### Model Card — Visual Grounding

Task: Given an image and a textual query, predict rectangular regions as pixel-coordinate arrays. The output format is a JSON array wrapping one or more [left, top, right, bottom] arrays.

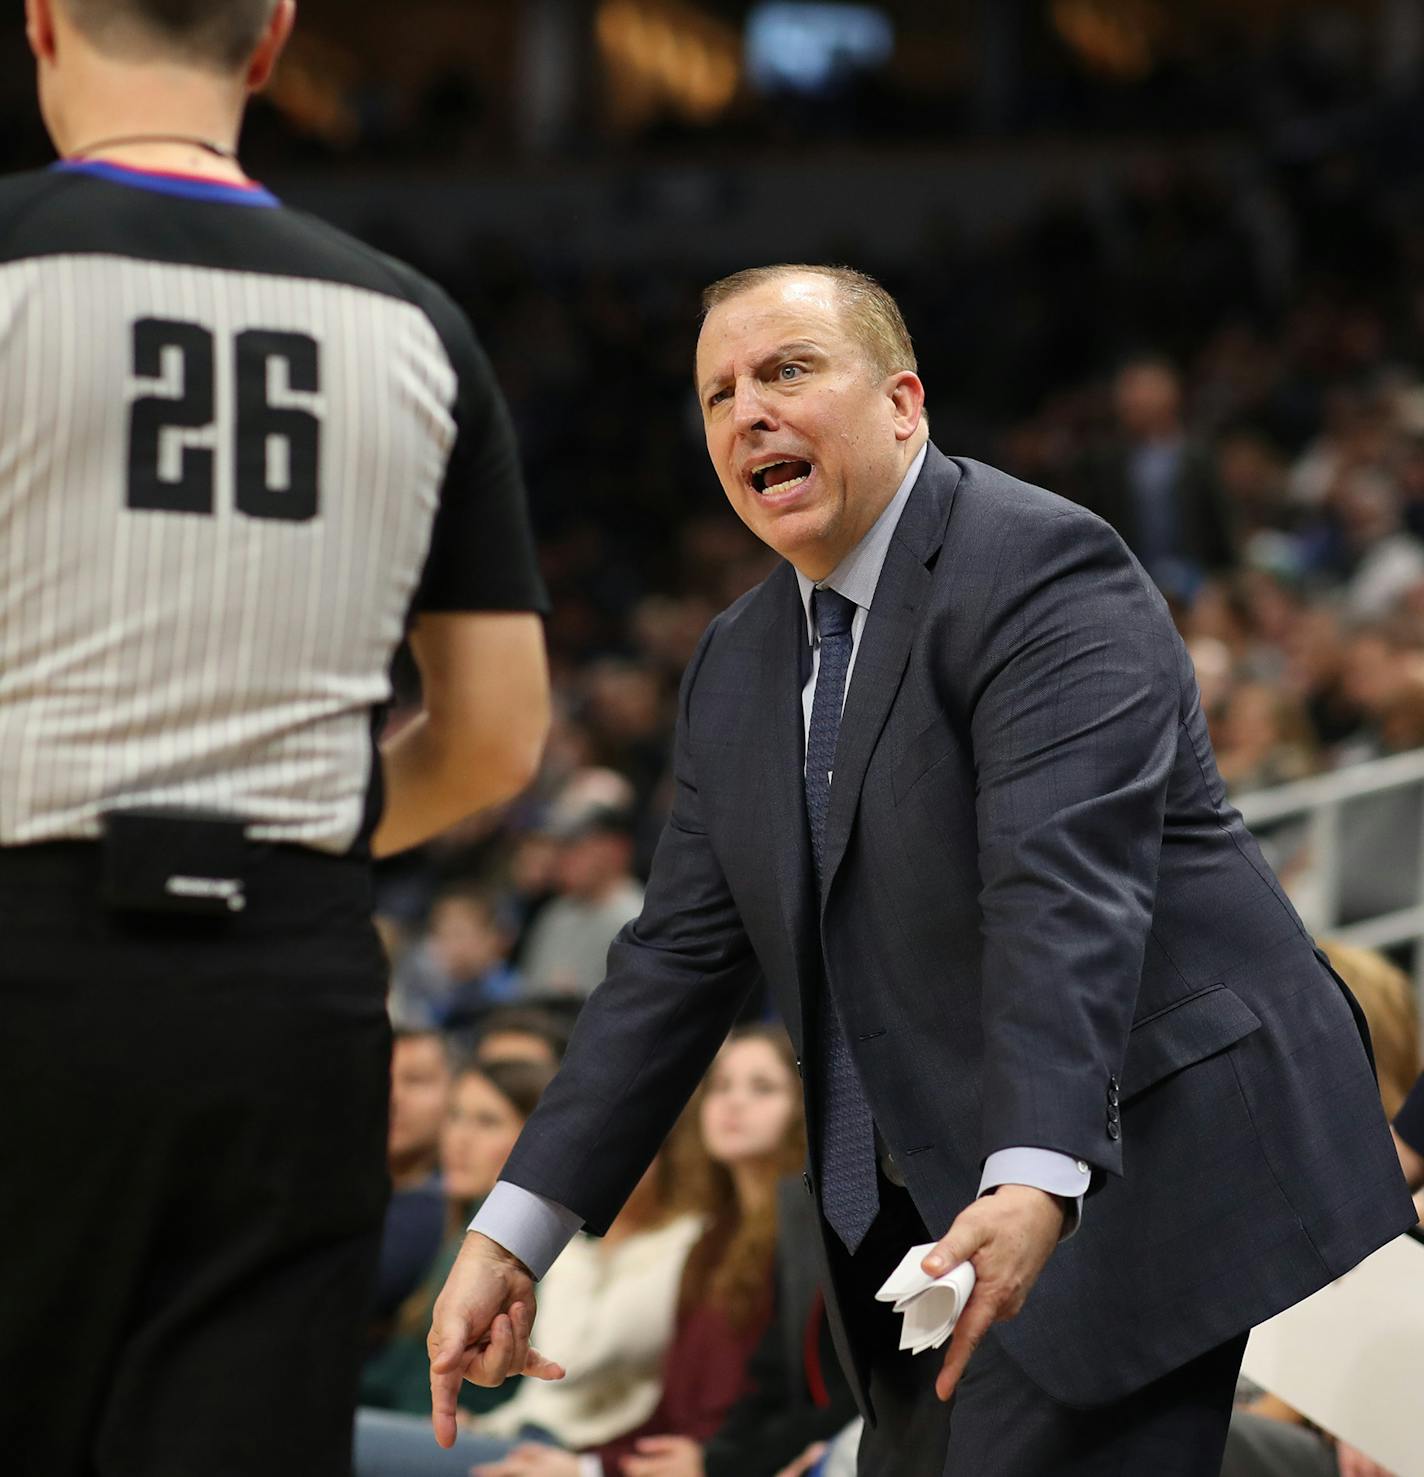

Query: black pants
[[838, 1179, 1247, 1476], [0, 843, 392, 1477]]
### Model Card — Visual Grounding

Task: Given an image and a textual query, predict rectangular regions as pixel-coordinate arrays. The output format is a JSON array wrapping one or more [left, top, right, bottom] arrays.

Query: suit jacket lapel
[[819, 447, 961, 902]]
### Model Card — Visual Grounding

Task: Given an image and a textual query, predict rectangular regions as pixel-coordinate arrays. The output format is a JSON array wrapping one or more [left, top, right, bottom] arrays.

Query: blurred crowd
[[375, 105, 1424, 978]]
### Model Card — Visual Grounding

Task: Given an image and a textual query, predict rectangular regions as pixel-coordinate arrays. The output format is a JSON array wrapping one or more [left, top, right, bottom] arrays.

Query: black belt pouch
[[100, 809, 250, 917]]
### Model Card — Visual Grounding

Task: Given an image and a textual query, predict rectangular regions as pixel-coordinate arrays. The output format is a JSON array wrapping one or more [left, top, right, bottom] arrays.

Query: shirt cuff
[[468, 1180, 584, 1279], [978, 1147, 1092, 1242], [578, 1458, 602, 1477]]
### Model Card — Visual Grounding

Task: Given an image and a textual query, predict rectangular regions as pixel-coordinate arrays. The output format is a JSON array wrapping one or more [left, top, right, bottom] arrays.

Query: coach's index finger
[[429, 1308, 494, 1448], [430, 1310, 511, 1447], [934, 1292, 994, 1402]]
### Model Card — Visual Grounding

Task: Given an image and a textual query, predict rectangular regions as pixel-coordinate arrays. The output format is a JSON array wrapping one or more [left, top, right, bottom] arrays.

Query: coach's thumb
[[923, 1219, 983, 1277], [430, 1311, 474, 1375]]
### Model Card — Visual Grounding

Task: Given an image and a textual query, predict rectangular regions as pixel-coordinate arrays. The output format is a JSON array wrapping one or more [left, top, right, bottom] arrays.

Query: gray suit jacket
[[501, 446, 1416, 1411]]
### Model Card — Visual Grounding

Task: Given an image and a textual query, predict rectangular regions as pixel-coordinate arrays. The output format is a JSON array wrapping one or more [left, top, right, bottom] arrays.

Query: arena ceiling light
[[596, 0, 741, 128], [744, 2, 895, 97]]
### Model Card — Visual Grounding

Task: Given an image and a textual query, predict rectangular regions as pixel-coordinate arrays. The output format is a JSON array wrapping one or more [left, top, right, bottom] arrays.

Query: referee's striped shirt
[[0, 161, 547, 856]]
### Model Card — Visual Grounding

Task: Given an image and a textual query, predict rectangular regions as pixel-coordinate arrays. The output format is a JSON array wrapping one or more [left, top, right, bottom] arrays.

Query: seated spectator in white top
[[351, 1150, 699, 1477], [472, 1153, 703, 1450]]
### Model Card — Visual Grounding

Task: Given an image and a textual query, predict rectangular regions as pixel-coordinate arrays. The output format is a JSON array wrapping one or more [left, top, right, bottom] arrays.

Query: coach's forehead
[[696, 273, 851, 372]]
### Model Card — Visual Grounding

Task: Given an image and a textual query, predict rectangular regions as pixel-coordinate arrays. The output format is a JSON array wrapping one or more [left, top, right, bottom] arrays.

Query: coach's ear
[[26, 0, 58, 65], [246, 0, 296, 94]]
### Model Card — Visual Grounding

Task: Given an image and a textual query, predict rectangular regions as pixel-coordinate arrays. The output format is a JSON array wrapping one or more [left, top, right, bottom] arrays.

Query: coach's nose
[[732, 378, 777, 436]]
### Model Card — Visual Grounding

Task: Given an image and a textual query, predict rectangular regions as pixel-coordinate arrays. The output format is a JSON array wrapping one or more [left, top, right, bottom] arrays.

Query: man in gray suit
[[427, 266, 1416, 1474]]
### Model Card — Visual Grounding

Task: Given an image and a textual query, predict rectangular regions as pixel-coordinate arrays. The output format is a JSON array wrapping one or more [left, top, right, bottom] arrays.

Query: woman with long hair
[[475, 1023, 806, 1477]]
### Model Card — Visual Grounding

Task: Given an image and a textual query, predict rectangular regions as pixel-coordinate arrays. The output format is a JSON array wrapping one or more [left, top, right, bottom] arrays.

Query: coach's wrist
[[464, 1229, 534, 1282]]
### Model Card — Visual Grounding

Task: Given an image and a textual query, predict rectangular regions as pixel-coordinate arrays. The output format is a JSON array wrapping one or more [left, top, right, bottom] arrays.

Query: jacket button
[[803, 1170, 814, 1196], [795, 1057, 803, 1078], [1107, 1120, 1121, 1141], [1107, 1086, 1120, 1107]]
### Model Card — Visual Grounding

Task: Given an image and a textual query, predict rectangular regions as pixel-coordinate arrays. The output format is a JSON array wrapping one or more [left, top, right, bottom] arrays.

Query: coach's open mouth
[[749, 458, 814, 495]]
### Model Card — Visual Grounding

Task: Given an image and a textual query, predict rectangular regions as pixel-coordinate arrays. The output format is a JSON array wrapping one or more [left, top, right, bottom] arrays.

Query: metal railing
[[1236, 747, 1424, 991]]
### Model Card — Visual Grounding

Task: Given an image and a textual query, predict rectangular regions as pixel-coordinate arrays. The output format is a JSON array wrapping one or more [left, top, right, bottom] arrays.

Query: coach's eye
[[708, 387, 731, 407], [779, 363, 804, 382]]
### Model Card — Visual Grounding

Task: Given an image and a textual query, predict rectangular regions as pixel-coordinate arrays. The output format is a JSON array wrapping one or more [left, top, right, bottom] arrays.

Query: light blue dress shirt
[[472, 445, 1088, 1277]]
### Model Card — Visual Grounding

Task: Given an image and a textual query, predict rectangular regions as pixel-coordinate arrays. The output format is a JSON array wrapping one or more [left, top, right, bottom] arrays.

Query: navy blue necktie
[[805, 587, 879, 1253]]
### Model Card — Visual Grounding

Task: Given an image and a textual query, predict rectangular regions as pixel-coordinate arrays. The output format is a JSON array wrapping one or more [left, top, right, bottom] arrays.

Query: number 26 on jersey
[[126, 317, 322, 523]]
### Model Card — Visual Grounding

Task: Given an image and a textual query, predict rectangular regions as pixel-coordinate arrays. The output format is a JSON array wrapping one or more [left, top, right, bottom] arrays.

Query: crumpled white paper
[[874, 1243, 977, 1354]]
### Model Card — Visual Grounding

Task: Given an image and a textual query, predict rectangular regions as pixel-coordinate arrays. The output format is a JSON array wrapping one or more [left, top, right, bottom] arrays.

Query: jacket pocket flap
[[1121, 984, 1262, 1103]]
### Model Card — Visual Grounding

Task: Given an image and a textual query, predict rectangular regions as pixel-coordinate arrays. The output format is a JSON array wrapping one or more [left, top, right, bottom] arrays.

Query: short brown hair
[[61, 0, 277, 70], [701, 263, 918, 380]]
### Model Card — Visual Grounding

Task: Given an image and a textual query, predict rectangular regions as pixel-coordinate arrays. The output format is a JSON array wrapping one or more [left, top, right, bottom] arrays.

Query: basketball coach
[[430, 266, 1417, 1474]]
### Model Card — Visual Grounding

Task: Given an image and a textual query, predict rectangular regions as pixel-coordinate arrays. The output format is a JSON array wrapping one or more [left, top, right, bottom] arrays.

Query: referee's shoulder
[[0, 166, 87, 260], [258, 200, 481, 363]]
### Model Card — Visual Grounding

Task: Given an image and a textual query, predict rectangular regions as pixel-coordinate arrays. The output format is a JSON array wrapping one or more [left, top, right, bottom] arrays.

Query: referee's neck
[[34, 0, 294, 189], [51, 71, 250, 187]]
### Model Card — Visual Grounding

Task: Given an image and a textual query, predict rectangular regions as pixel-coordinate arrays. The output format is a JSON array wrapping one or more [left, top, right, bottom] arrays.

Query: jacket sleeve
[[499, 619, 762, 1233], [969, 507, 1180, 1178]]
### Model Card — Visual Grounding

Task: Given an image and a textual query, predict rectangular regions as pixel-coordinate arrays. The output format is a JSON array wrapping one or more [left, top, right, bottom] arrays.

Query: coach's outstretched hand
[[920, 1184, 1066, 1403], [428, 1231, 566, 1448]]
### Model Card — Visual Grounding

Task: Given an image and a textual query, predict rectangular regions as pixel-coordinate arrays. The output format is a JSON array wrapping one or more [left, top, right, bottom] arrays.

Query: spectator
[[473, 1007, 571, 1070], [1281, 607, 1359, 754], [371, 1031, 452, 1325], [357, 1058, 555, 1439], [520, 801, 645, 999], [696, 1173, 859, 1477], [1213, 681, 1317, 793], [503, 832, 562, 961], [472, 1024, 807, 1477], [1333, 467, 1424, 622], [1073, 356, 1235, 592], [1217, 429, 1293, 546], [581, 659, 672, 814], [392, 884, 523, 1030], [351, 1151, 703, 1477], [1333, 622, 1419, 764]]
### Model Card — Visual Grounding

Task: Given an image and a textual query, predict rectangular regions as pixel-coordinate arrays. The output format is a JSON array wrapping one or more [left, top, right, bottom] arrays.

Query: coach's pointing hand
[[429, 1231, 565, 1448], [921, 1184, 1066, 1403]]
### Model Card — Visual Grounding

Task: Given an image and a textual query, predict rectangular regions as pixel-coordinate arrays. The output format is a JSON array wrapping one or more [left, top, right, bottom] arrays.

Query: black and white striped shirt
[[0, 162, 546, 855]]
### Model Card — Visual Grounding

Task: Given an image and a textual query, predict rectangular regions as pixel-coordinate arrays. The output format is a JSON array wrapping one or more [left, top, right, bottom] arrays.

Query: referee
[[1, 3, 551, 1476]]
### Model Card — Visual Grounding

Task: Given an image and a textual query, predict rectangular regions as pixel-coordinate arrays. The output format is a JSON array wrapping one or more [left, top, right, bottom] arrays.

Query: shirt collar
[[796, 443, 928, 644]]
